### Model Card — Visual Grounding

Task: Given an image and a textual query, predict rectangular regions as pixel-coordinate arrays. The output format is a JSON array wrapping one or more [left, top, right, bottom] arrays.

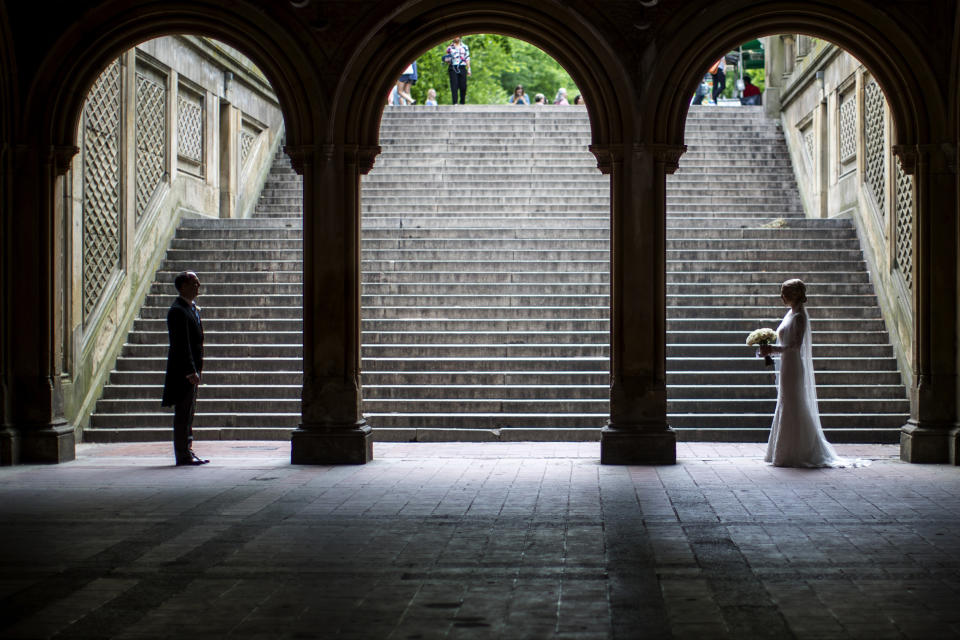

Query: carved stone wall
[[894, 157, 913, 289], [863, 78, 886, 215], [63, 36, 285, 440], [177, 86, 204, 175], [81, 59, 122, 319], [777, 41, 914, 386], [838, 95, 856, 163], [240, 129, 255, 167], [134, 64, 166, 223]]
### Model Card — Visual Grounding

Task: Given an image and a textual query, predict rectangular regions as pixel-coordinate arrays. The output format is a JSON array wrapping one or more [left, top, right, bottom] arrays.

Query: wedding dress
[[764, 307, 865, 468]]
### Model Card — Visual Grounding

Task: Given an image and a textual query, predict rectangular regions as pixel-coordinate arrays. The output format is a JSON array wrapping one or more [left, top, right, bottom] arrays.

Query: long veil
[[799, 308, 823, 432]]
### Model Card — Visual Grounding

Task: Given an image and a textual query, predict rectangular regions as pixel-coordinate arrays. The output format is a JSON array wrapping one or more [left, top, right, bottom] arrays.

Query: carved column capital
[[50, 145, 79, 177], [341, 143, 381, 174], [895, 142, 958, 175], [633, 143, 686, 174], [588, 144, 622, 175], [283, 143, 335, 175], [357, 145, 381, 174], [892, 144, 918, 174]]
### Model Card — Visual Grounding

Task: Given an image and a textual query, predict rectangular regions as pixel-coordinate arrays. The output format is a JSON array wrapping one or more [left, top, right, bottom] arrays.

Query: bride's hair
[[781, 278, 807, 303]]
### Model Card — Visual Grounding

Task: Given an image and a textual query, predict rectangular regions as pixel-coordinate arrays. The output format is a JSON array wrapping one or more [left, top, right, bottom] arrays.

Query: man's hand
[[187, 372, 201, 385]]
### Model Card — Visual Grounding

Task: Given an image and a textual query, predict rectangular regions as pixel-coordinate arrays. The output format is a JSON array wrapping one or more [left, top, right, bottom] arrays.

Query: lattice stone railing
[[838, 96, 856, 163], [82, 59, 122, 319], [134, 68, 166, 223], [863, 78, 886, 215], [177, 91, 203, 166], [240, 129, 256, 167], [894, 156, 914, 289], [802, 125, 815, 170]]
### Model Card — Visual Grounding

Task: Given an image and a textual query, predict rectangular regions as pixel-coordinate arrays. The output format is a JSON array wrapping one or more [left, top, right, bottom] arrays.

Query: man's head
[[174, 271, 201, 300]]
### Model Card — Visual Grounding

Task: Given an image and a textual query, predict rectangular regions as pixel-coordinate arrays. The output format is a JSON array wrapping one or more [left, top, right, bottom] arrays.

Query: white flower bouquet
[[746, 328, 777, 366]]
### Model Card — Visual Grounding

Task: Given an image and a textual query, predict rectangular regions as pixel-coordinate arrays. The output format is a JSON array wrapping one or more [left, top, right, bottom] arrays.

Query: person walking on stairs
[[445, 36, 471, 104], [161, 271, 209, 466], [710, 56, 726, 104]]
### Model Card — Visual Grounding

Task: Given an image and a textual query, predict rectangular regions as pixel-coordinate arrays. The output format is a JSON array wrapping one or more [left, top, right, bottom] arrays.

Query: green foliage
[[408, 35, 579, 105]]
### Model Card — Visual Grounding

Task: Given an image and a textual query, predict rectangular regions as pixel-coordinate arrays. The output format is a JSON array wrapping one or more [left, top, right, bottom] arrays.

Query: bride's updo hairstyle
[[781, 278, 807, 304]]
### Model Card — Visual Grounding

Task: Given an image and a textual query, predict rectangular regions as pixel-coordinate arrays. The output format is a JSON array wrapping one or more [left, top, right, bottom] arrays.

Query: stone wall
[[63, 36, 283, 435], [768, 37, 914, 388]]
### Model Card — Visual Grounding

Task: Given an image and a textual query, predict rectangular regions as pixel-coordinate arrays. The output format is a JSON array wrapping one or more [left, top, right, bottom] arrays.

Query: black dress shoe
[[190, 451, 210, 464], [176, 459, 205, 466]]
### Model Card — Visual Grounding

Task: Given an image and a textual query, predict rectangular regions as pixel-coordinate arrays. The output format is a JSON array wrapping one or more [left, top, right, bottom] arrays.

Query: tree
[[408, 35, 579, 105]]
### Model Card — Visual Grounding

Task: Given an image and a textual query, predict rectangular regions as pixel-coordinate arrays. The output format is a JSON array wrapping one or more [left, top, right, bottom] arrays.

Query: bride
[[758, 279, 864, 468]]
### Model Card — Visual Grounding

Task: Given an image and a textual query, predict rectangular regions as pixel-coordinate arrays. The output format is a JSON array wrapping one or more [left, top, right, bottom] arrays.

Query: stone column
[[219, 103, 239, 218], [0, 139, 15, 464], [782, 36, 796, 77], [763, 36, 784, 119], [287, 142, 377, 464], [897, 143, 960, 464], [2, 143, 78, 463], [594, 143, 683, 464]]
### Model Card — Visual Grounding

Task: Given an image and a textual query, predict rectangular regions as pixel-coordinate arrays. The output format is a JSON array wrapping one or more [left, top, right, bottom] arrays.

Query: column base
[[20, 420, 76, 464], [0, 427, 21, 466], [601, 425, 676, 465], [900, 421, 959, 464], [291, 422, 373, 465]]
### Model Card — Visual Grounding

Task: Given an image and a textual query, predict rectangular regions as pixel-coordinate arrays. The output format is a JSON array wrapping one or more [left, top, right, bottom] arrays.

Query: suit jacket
[[161, 297, 204, 406]]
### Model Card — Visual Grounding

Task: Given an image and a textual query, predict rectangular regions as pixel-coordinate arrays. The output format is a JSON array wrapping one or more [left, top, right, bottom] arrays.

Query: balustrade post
[[593, 143, 684, 464], [287, 142, 378, 464], [896, 143, 960, 464]]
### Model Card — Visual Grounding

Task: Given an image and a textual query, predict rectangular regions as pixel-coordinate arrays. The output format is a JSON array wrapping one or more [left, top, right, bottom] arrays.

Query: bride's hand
[[758, 344, 773, 357]]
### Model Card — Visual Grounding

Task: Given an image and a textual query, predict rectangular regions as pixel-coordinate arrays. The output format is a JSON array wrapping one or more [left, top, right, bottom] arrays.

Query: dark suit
[[161, 297, 204, 462]]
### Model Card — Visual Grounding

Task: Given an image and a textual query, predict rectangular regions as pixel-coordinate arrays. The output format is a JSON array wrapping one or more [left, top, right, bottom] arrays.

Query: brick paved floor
[[0, 442, 957, 639]]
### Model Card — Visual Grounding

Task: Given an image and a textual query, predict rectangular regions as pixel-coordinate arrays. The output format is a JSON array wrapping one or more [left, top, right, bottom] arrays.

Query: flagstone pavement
[[0, 441, 958, 639]]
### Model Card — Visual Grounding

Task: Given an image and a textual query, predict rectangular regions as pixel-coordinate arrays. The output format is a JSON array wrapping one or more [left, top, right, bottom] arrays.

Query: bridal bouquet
[[746, 328, 777, 366]]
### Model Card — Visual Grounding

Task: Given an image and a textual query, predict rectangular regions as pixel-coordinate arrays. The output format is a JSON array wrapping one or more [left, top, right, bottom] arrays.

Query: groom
[[161, 271, 209, 466]]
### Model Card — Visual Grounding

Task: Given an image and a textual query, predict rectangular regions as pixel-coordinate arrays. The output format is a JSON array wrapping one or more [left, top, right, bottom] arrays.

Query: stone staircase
[[666, 107, 907, 439], [86, 105, 908, 442]]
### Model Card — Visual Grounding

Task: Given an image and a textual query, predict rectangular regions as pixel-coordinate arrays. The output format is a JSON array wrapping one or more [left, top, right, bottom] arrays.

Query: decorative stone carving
[[240, 129, 256, 167], [802, 124, 815, 170], [894, 156, 913, 289], [588, 144, 621, 175], [838, 97, 856, 162], [635, 143, 686, 174], [81, 59, 122, 319], [863, 78, 886, 215], [356, 145, 381, 174], [134, 67, 166, 222], [177, 89, 203, 172]]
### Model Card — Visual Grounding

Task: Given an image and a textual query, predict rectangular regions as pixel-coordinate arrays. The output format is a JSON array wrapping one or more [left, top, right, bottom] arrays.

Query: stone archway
[[644, 3, 957, 464], [3, 0, 955, 466], [291, 1, 684, 465], [3, 4, 323, 463]]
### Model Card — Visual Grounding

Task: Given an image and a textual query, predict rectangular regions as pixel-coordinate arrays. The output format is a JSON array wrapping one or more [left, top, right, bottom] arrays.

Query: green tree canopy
[[407, 35, 579, 105]]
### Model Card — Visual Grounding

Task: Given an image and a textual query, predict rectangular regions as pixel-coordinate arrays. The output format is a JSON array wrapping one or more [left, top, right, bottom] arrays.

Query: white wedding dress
[[764, 307, 865, 468]]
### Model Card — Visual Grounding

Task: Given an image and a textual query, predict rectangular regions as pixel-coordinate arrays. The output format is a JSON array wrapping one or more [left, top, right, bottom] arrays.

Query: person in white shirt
[[445, 36, 471, 104]]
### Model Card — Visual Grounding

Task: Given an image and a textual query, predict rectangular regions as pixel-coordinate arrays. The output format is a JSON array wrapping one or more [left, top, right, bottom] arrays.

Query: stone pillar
[[782, 36, 796, 77], [219, 103, 239, 218], [0, 139, 15, 465], [594, 143, 683, 465], [3, 144, 78, 463], [287, 142, 377, 464], [896, 143, 960, 464], [763, 36, 784, 119]]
